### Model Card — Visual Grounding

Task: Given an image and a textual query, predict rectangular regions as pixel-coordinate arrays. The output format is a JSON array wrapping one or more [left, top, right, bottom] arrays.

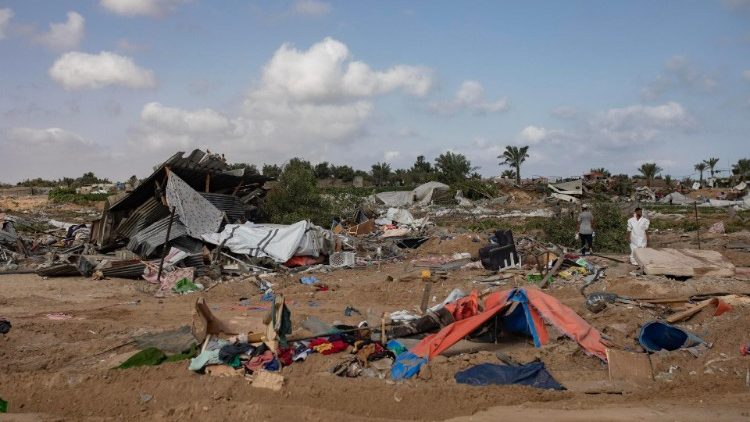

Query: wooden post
[[156, 206, 176, 284], [205, 174, 211, 192], [694, 202, 701, 250]]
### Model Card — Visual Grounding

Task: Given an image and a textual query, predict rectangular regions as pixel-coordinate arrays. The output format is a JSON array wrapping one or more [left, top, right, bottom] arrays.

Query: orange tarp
[[410, 287, 607, 362]]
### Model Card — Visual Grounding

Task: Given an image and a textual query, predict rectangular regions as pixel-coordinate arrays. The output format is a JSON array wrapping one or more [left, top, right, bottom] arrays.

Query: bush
[[537, 202, 628, 253], [260, 160, 332, 226], [48, 187, 108, 204]]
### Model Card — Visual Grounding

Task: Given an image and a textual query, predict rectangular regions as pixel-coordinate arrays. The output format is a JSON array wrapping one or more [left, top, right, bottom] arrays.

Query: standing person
[[577, 204, 595, 255], [627, 207, 650, 265]]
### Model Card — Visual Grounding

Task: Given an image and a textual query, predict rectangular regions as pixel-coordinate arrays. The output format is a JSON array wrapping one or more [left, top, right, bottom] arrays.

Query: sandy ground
[[2, 246, 750, 421], [2, 194, 750, 420]]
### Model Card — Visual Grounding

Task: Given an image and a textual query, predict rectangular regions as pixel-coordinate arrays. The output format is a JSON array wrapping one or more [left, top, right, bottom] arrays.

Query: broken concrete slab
[[634, 248, 735, 278]]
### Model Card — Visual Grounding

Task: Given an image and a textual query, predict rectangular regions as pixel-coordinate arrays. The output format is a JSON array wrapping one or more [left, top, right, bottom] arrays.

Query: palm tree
[[637, 163, 662, 187], [694, 162, 707, 187], [371, 162, 392, 187], [498, 146, 529, 185], [704, 157, 719, 178], [732, 158, 750, 182]]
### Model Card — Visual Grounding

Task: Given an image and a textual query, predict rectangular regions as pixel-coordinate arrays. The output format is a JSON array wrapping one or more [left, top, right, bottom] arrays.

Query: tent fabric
[[659, 192, 691, 205], [166, 171, 223, 237], [410, 287, 607, 361], [374, 191, 414, 207], [638, 321, 705, 353], [413, 181, 449, 205], [202, 221, 320, 263], [373, 182, 450, 208], [455, 362, 565, 390]]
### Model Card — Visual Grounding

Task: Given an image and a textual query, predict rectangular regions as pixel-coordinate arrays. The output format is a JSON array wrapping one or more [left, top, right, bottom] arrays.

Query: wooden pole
[[694, 202, 701, 250], [156, 206, 176, 284]]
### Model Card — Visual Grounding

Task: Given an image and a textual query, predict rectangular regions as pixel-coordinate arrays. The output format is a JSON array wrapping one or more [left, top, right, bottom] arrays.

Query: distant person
[[577, 204, 595, 255], [627, 207, 650, 265]]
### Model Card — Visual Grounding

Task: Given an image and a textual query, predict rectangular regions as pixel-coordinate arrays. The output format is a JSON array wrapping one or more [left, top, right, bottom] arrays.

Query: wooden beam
[[205, 173, 211, 192]]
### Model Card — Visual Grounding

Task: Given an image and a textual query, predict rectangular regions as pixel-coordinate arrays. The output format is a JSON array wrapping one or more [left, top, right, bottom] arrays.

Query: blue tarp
[[638, 321, 705, 353], [391, 351, 427, 380], [455, 362, 564, 390]]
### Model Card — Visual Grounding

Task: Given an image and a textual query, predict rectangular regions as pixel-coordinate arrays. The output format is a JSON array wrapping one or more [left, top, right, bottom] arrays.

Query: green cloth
[[0, 397, 7, 413], [173, 278, 200, 294], [117, 344, 197, 369], [117, 347, 167, 369]]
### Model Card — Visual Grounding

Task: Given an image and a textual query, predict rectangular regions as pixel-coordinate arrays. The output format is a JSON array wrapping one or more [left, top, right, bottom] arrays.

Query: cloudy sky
[[0, 0, 749, 183]]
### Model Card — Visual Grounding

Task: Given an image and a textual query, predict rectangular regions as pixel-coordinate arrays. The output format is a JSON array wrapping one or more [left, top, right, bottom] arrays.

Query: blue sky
[[0, 0, 749, 183]]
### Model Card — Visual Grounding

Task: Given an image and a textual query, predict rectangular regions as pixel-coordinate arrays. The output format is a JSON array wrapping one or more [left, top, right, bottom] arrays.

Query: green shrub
[[260, 160, 332, 226], [536, 202, 628, 253], [48, 187, 108, 204]]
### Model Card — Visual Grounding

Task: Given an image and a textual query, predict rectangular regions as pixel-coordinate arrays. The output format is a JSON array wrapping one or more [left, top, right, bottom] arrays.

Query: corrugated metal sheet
[[182, 253, 208, 277], [200, 192, 249, 223], [101, 259, 146, 278], [127, 216, 188, 258], [116, 197, 169, 238]]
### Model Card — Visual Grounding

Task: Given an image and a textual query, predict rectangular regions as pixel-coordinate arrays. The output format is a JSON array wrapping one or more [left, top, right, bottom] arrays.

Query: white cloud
[[383, 150, 400, 161], [519, 126, 549, 144], [129, 38, 429, 161], [0, 8, 13, 40], [1, 127, 118, 181], [430, 80, 509, 115], [34, 11, 84, 50], [6, 127, 92, 148], [257, 37, 433, 102], [595, 101, 691, 146], [49, 51, 156, 90], [292, 0, 331, 16], [100, 0, 189, 17], [642, 56, 717, 100]]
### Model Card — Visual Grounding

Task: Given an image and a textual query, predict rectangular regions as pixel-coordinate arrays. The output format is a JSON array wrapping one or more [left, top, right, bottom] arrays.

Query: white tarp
[[374, 191, 414, 207], [548, 179, 583, 196], [414, 181, 449, 205], [735, 181, 747, 191], [372, 181, 450, 207], [202, 221, 330, 263], [659, 192, 692, 205], [551, 192, 580, 203]]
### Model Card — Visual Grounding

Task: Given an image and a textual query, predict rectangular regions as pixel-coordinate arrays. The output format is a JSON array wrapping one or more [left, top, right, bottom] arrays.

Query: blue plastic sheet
[[638, 321, 705, 352], [454, 362, 564, 390], [390, 351, 427, 380]]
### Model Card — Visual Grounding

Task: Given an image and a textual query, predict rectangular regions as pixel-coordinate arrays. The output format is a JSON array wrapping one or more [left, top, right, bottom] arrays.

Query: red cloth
[[277, 347, 294, 366], [309, 338, 349, 355], [284, 255, 325, 267], [244, 350, 274, 371]]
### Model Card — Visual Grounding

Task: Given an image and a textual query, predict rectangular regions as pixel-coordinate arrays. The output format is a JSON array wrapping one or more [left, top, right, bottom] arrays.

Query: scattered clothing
[[219, 343, 254, 364], [189, 349, 222, 371], [300, 276, 319, 285], [118, 347, 167, 369], [244, 350, 275, 372], [455, 362, 564, 390]]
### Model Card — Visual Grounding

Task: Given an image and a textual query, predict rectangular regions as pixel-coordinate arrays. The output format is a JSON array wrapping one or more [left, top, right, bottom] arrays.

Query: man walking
[[577, 204, 594, 255], [627, 207, 650, 265]]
